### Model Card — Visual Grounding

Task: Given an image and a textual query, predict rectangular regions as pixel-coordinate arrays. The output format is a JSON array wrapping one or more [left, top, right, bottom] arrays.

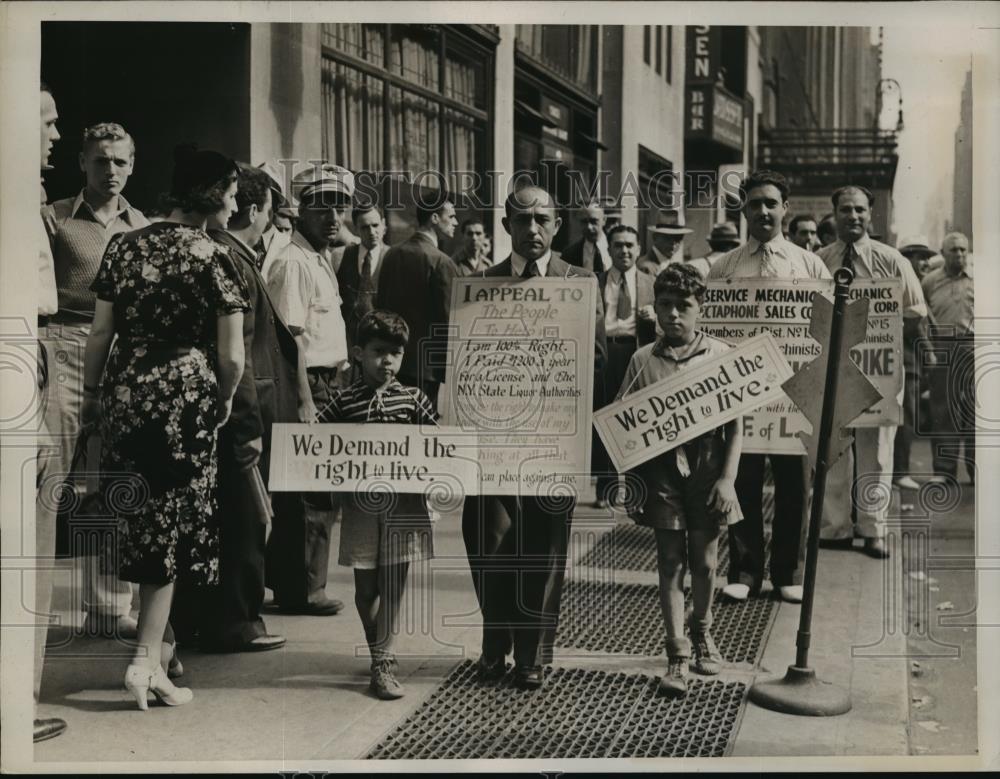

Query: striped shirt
[[320, 377, 438, 425], [707, 235, 831, 280], [817, 235, 927, 318]]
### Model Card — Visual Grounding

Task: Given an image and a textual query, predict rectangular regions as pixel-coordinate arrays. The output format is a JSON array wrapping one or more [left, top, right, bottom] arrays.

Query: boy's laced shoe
[[657, 657, 689, 698], [691, 631, 723, 675], [370, 656, 405, 700]]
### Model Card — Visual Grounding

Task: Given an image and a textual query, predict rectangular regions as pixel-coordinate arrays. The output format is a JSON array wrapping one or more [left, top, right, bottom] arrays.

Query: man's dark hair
[[831, 184, 874, 209], [653, 263, 707, 303], [817, 213, 837, 241], [607, 224, 639, 241], [356, 309, 410, 348], [233, 165, 271, 218], [352, 202, 382, 226], [739, 170, 790, 203], [504, 185, 556, 220], [416, 196, 452, 227], [461, 217, 485, 233], [41, 80, 52, 95], [788, 214, 817, 235]]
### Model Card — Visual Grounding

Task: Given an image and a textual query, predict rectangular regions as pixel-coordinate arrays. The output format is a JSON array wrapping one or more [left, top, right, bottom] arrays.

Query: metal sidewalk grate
[[556, 580, 776, 664], [366, 660, 746, 759]]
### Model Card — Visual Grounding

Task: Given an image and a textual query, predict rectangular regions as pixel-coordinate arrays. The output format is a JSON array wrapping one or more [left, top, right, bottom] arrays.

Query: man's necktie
[[521, 260, 539, 279], [760, 242, 779, 277], [842, 243, 857, 274], [358, 249, 374, 317], [616, 274, 632, 321]]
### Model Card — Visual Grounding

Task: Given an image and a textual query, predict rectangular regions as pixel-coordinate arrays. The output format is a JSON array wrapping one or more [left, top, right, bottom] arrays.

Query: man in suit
[[173, 164, 292, 652], [593, 224, 657, 507], [374, 197, 459, 408], [462, 185, 607, 690], [562, 201, 610, 272], [637, 212, 696, 277], [451, 217, 492, 276], [337, 203, 388, 348]]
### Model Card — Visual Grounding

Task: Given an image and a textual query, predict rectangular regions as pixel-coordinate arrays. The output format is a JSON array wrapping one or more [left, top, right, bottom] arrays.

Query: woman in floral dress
[[82, 147, 249, 709]]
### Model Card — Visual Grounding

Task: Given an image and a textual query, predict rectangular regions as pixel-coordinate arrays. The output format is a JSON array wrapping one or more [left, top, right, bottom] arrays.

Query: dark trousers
[[172, 452, 269, 648], [893, 371, 920, 480], [728, 453, 807, 590], [929, 335, 976, 481], [595, 338, 638, 499], [462, 494, 572, 668], [265, 491, 334, 607]]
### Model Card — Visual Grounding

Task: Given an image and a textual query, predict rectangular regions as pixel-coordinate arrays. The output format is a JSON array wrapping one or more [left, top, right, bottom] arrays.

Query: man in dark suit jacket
[[337, 203, 389, 349], [374, 198, 459, 407], [562, 201, 611, 273], [172, 166, 301, 652], [462, 185, 607, 690], [593, 224, 658, 506]]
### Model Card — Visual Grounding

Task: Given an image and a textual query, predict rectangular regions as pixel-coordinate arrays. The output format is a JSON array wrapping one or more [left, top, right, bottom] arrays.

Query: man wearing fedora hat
[[701, 221, 742, 268], [897, 234, 938, 281], [637, 211, 696, 277]]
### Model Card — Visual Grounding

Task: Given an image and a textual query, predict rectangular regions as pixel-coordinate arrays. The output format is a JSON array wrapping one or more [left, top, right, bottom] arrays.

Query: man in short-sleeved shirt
[[816, 185, 929, 558], [266, 164, 352, 417]]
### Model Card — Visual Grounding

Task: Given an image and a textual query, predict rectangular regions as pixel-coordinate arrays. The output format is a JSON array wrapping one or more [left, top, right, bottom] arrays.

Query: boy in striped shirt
[[319, 310, 438, 699]]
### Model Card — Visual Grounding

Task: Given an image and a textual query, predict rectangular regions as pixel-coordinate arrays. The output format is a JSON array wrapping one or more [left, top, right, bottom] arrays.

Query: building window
[[638, 145, 676, 246], [665, 26, 673, 83], [643, 26, 651, 65], [655, 25, 662, 75], [321, 24, 493, 237], [515, 25, 598, 92]]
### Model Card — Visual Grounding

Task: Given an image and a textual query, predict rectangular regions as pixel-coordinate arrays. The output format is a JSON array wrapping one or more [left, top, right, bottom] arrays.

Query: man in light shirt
[[816, 184, 928, 559], [593, 224, 657, 507], [33, 79, 68, 745], [921, 232, 974, 486], [337, 203, 389, 348], [264, 164, 352, 616], [708, 170, 831, 604]]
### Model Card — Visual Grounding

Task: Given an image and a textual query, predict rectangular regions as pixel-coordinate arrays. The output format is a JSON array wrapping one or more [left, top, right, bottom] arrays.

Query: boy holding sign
[[319, 310, 438, 700], [617, 265, 744, 698]]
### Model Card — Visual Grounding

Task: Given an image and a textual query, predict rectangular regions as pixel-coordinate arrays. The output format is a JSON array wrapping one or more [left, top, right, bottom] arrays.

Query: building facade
[[951, 67, 973, 246]]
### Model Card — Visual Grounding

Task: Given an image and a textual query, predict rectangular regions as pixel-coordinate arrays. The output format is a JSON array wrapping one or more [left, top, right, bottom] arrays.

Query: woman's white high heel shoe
[[124, 663, 194, 710]]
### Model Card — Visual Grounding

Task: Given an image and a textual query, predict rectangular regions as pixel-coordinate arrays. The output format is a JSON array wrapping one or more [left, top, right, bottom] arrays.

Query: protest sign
[[593, 332, 792, 472], [268, 424, 480, 497], [440, 277, 596, 497], [699, 278, 903, 454]]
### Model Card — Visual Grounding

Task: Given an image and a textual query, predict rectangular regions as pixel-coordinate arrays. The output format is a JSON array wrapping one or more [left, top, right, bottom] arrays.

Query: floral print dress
[[90, 222, 249, 585]]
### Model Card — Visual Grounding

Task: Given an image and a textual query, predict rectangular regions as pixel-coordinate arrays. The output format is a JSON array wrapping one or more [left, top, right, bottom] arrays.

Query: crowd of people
[[32, 81, 974, 742]]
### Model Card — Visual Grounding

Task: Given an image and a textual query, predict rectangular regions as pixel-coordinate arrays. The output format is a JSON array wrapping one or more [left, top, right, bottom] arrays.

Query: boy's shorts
[[627, 431, 743, 532], [338, 492, 434, 569]]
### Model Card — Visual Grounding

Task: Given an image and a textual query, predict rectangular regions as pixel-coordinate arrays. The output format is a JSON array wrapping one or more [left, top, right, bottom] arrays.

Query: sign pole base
[[748, 665, 852, 717]]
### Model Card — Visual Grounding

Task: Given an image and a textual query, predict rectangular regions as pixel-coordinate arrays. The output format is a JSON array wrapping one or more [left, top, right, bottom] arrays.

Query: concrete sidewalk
[[32, 478, 967, 766]]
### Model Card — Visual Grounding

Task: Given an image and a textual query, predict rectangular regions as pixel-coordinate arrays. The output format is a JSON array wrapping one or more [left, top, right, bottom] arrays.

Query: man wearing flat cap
[[263, 162, 353, 616], [637, 211, 700, 277]]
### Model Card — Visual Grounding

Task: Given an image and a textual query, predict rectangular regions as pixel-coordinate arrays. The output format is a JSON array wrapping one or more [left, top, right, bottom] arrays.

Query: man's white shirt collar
[[511, 250, 552, 277], [748, 234, 788, 256]]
